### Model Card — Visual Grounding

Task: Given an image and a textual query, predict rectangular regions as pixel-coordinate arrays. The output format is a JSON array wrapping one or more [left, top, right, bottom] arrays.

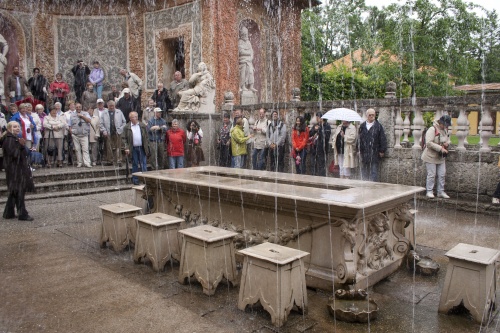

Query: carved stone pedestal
[[133, 213, 183, 271], [240, 90, 257, 105], [99, 203, 143, 252], [238, 243, 309, 328], [178, 225, 238, 295], [439, 243, 499, 324]]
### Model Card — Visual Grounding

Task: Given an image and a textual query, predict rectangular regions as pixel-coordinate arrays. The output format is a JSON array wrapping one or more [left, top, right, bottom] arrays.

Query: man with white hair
[[358, 108, 387, 182], [99, 100, 126, 166], [168, 71, 188, 108], [69, 103, 92, 168], [123, 111, 150, 185]]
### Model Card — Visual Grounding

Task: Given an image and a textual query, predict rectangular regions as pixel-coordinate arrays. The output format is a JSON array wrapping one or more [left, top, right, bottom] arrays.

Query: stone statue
[[238, 26, 256, 93], [0, 34, 9, 99], [174, 62, 215, 112]]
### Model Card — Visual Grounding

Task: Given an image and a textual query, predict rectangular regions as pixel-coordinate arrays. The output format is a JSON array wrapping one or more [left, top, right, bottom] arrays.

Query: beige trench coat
[[332, 123, 358, 168]]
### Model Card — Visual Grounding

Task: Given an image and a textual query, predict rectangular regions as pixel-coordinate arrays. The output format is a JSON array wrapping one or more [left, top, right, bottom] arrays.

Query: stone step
[[418, 194, 500, 215], [0, 183, 135, 204], [0, 175, 131, 199], [0, 165, 129, 186]]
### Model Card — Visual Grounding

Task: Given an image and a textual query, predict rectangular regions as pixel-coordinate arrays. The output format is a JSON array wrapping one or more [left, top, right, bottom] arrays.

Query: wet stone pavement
[[0, 190, 499, 333]]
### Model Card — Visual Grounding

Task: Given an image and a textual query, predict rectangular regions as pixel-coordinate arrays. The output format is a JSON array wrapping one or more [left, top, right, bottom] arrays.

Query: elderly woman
[[186, 120, 204, 167], [88, 107, 100, 166], [332, 120, 358, 179], [165, 119, 186, 169], [230, 118, 253, 168], [43, 105, 67, 167], [421, 115, 451, 199], [1, 121, 35, 220], [29, 104, 43, 152]]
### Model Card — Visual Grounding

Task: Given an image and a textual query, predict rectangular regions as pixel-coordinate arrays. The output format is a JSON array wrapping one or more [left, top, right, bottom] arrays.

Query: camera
[[439, 151, 448, 158]]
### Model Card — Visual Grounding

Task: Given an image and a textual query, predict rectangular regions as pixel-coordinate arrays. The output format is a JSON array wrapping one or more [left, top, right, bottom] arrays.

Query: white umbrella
[[321, 108, 363, 122]]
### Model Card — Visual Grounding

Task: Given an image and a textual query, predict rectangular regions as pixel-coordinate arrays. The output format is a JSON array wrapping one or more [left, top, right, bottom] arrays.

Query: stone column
[[479, 106, 493, 152], [403, 111, 410, 143], [455, 107, 468, 151], [411, 107, 424, 150], [377, 106, 395, 149], [394, 108, 403, 148]]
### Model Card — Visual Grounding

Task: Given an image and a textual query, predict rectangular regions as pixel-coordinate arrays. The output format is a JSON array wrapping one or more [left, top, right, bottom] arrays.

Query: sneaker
[[426, 192, 435, 198], [92, 162, 96, 166], [492, 198, 500, 204], [437, 192, 450, 199], [30, 167, 36, 172], [77, 164, 82, 168]]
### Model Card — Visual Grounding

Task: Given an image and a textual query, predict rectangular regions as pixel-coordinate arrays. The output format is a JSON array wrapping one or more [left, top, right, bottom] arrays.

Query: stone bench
[[99, 203, 143, 252], [439, 243, 499, 324], [132, 185, 147, 212], [238, 242, 309, 327], [133, 213, 183, 271], [178, 225, 238, 295]]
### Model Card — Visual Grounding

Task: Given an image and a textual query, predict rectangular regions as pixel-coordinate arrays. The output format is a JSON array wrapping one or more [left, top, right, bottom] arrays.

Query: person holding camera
[[421, 115, 451, 199], [71, 60, 90, 104], [69, 103, 92, 168]]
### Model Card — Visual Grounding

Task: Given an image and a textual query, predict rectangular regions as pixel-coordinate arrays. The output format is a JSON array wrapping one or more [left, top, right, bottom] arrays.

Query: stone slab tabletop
[[135, 166, 425, 210], [445, 243, 500, 265], [238, 242, 310, 265], [179, 225, 238, 242], [134, 213, 184, 227], [99, 203, 143, 214]]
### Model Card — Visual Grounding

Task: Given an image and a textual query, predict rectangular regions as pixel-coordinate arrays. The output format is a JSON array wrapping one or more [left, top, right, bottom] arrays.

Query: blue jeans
[[169, 156, 184, 169], [231, 155, 245, 168], [132, 146, 147, 184], [361, 161, 379, 182], [251, 148, 268, 170], [94, 85, 103, 99]]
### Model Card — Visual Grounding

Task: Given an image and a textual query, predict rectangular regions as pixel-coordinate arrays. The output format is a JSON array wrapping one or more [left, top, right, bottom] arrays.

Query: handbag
[[46, 130, 57, 157], [328, 160, 339, 174]]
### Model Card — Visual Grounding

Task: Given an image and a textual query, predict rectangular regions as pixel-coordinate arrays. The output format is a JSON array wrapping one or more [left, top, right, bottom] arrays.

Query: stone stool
[[238, 242, 309, 327], [439, 243, 499, 324], [178, 225, 238, 295], [133, 213, 183, 271], [99, 203, 142, 252], [132, 185, 147, 211]]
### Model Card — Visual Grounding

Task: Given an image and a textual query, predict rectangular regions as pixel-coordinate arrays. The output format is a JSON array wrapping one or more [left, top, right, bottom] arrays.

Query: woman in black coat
[[2, 121, 35, 221]]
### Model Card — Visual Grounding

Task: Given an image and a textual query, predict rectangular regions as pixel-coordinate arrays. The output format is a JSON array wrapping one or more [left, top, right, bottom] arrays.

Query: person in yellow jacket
[[230, 118, 253, 168]]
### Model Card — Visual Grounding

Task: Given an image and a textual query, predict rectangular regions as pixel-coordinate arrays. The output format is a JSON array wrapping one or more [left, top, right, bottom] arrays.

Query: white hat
[[154, 107, 163, 112], [123, 88, 131, 94], [96, 98, 104, 104]]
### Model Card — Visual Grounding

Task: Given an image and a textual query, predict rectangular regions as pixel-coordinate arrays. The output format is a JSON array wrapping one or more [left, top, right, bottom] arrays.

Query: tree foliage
[[301, 0, 499, 101]]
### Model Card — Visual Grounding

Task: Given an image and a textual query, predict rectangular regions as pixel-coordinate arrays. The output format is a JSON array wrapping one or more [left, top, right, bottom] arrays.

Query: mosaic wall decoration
[[144, 1, 202, 90], [55, 15, 128, 89]]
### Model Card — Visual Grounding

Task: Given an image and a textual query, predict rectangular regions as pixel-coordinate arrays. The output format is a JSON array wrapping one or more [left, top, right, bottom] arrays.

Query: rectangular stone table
[[99, 203, 143, 252], [178, 225, 239, 295], [439, 243, 499, 324], [238, 243, 309, 327], [135, 166, 424, 290], [133, 213, 183, 271]]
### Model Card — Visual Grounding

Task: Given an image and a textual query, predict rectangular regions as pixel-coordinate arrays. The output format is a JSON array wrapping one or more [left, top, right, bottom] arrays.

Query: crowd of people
[[0, 62, 478, 221]]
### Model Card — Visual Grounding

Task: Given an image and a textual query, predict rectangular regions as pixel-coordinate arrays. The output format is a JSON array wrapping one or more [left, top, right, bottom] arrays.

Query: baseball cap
[[96, 98, 104, 104], [154, 107, 163, 112], [439, 115, 452, 127], [123, 88, 131, 94]]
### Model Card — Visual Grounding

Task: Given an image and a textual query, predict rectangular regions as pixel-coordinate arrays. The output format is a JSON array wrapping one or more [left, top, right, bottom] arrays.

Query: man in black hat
[[309, 111, 332, 176], [71, 60, 90, 103], [358, 108, 387, 182]]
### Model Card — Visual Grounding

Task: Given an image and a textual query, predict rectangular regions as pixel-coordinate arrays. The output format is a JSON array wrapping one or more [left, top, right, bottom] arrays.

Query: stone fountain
[[137, 166, 424, 290]]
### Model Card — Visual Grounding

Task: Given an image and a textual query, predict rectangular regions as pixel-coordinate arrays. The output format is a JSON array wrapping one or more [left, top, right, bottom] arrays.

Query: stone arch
[[0, 11, 27, 88]]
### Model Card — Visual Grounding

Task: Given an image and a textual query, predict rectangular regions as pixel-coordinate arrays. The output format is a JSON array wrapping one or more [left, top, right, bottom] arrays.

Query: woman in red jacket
[[49, 73, 70, 112], [165, 119, 186, 169], [291, 116, 309, 174]]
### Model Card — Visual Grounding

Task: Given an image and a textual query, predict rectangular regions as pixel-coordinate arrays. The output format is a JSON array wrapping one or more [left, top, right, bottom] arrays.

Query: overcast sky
[[364, 0, 499, 15]]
